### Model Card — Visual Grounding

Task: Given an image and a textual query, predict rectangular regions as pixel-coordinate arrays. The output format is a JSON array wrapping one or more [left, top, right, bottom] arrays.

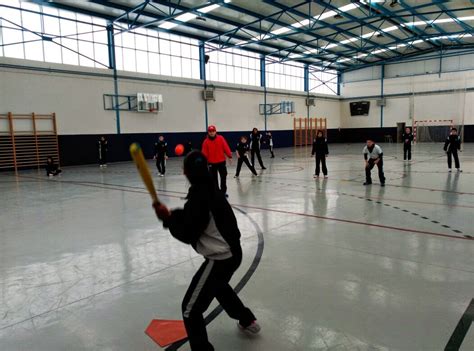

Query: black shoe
[[261, 167, 266, 170], [381, 183, 385, 187], [363, 182, 372, 186]]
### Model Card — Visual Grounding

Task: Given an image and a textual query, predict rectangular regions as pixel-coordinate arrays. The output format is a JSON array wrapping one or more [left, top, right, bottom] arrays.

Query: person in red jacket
[[202, 125, 232, 195]]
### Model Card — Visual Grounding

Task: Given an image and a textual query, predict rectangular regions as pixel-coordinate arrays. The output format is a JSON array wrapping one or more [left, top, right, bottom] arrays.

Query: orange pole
[[52, 113, 60, 166], [8, 112, 18, 173], [32, 112, 41, 169]]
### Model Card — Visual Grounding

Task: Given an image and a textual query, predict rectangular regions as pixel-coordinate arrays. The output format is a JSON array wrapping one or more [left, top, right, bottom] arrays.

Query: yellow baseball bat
[[129, 143, 159, 204]]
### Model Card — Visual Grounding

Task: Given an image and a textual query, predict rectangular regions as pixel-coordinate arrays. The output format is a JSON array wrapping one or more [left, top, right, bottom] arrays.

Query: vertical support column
[[260, 55, 267, 132], [8, 112, 17, 173], [438, 48, 443, 78], [32, 113, 40, 169], [380, 64, 385, 128], [337, 71, 341, 96], [107, 23, 121, 134], [199, 41, 209, 130], [304, 64, 310, 120], [293, 118, 296, 147]]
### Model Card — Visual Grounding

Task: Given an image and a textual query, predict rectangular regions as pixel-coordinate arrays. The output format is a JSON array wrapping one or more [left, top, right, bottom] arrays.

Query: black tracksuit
[[311, 137, 329, 176], [163, 183, 256, 351], [249, 133, 265, 169], [235, 142, 257, 176], [444, 134, 461, 169], [154, 140, 167, 174], [97, 139, 108, 165], [402, 132, 414, 160], [45, 160, 61, 176]]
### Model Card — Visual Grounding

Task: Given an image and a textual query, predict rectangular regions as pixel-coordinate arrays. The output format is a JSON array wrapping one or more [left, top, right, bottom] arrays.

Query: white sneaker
[[238, 321, 261, 334], [160, 174, 165, 177], [313, 175, 319, 179], [448, 169, 452, 173], [457, 169, 462, 172], [324, 175, 328, 179]]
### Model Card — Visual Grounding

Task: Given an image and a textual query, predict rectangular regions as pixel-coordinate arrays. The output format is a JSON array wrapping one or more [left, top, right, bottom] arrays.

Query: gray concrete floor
[[1, 143, 473, 351]]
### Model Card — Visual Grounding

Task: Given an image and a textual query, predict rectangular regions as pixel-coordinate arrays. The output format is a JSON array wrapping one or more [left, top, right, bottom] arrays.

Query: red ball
[[175, 144, 185, 156]]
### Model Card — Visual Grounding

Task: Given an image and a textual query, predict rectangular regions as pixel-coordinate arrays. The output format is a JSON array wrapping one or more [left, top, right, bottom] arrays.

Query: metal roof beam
[[216, 1, 372, 64], [398, 2, 462, 45], [359, 1, 438, 50], [149, 0, 362, 67], [342, 44, 474, 73], [436, 3, 474, 34], [297, 0, 407, 55]]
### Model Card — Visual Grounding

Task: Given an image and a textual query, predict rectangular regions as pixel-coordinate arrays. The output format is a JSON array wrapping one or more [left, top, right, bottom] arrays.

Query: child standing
[[311, 130, 329, 178], [363, 139, 385, 186], [266, 132, 275, 158], [201, 125, 233, 195], [234, 136, 258, 178], [153, 151, 260, 351], [97, 136, 108, 168], [444, 128, 462, 172], [402, 127, 414, 161], [154, 135, 168, 177], [249, 128, 266, 170]]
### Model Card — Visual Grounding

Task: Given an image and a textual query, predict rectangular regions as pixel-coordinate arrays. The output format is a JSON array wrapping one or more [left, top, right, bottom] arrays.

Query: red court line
[[17, 175, 472, 241], [233, 204, 473, 241], [266, 185, 474, 209]]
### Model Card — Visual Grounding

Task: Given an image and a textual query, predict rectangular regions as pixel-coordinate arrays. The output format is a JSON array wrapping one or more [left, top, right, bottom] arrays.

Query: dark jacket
[[312, 137, 329, 156], [236, 141, 250, 157], [154, 141, 168, 157], [402, 132, 413, 145], [249, 133, 262, 150], [163, 183, 241, 259], [444, 135, 461, 152]]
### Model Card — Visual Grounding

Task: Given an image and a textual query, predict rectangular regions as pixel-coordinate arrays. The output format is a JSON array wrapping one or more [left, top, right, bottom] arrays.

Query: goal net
[[413, 119, 463, 143]]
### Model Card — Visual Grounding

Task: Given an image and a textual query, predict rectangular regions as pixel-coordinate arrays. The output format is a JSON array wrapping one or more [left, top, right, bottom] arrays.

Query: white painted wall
[[341, 62, 474, 128], [0, 57, 341, 135]]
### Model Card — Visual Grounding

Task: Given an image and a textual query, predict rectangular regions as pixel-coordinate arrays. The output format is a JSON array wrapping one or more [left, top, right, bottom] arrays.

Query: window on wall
[[0, 1, 109, 68], [204, 46, 260, 87], [114, 29, 200, 79], [265, 60, 305, 91], [309, 69, 338, 95]]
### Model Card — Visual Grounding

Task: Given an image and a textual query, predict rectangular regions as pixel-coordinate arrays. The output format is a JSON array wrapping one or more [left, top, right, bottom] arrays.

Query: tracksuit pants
[[209, 162, 227, 193], [447, 149, 460, 169], [365, 158, 385, 184], [251, 148, 265, 169], [403, 143, 412, 160], [156, 155, 166, 174], [235, 155, 257, 176], [315, 153, 328, 176], [182, 249, 256, 351]]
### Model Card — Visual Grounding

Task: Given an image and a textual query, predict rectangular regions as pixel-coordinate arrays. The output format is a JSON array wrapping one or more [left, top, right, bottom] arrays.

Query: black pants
[[269, 145, 274, 158], [315, 154, 328, 176], [209, 162, 227, 193], [182, 250, 256, 351], [403, 143, 412, 160], [156, 155, 166, 174], [447, 150, 460, 169], [99, 152, 107, 165], [46, 167, 62, 176], [365, 158, 385, 184], [251, 148, 265, 168], [235, 155, 257, 176]]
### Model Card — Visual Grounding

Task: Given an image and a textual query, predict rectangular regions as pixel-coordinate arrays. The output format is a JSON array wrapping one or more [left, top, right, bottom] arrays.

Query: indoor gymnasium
[[1, 1, 474, 350]]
